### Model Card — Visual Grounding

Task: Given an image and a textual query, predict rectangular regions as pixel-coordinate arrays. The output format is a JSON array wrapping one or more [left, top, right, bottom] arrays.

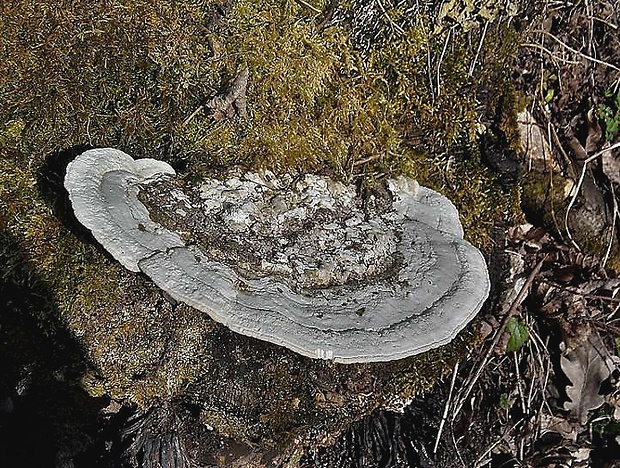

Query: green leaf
[[544, 88, 554, 103], [506, 317, 529, 352], [499, 393, 510, 410]]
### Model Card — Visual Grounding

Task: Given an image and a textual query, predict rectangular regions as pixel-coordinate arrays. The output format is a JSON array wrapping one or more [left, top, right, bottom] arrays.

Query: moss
[[1, 0, 523, 247], [1, 0, 533, 455], [200, 409, 258, 443]]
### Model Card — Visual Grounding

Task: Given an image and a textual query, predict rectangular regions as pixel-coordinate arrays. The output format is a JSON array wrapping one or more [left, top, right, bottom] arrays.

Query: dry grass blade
[[473, 419, 524, 468], [433, 361, 459, 454], [520, 43, 581, 66], [535, 30, 620, 72], [293, 0, 321, 14]]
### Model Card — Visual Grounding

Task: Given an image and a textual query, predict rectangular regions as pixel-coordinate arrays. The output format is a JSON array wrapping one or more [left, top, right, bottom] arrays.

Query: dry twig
[[533, 30, 620, 71], [433, 361, 459, 454]]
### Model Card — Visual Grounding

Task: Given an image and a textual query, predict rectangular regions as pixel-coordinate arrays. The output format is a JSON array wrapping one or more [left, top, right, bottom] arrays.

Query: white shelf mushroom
[[65, 148, 490, 363]]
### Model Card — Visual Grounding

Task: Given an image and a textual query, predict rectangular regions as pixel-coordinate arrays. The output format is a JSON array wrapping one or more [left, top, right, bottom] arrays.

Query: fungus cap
[[65, 148, 490, 363]]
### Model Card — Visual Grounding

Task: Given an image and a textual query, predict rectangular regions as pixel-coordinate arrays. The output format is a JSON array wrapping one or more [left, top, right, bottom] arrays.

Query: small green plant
[[598, 88, 620, 142], [541, 72, 557, 104], [499, 392, 510, 410], [506, 317, 529, 352], [592, 406, 620, 440]]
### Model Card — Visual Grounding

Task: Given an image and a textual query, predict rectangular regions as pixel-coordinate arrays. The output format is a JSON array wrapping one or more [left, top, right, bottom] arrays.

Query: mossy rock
[[521, 169, 620, 272], [0, 0, 533, 461]]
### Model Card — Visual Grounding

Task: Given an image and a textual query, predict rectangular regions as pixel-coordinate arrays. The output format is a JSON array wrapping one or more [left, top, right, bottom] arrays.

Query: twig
[[450, 425, 467, 468], [427, 46, 435, 102], [473, 419, 524, 468], [181, 105, 204, 128], [523, 320, 543, 426], [533, 30, 620, 71], [600, 322, 620, 336], [433, 361, 459, 455], [590, 15, 618, 30], [521, 43, 581, 66], [527, 327, 551, 409], [513, 351, 526, 416], [544, 122, 565, 237], [374, 0, 405, 34], [351, 171, 383, 180], [86, 117, 93, 146], [452, 256, 548, 420], [603, 181, 619, 268], [436, 28, 452, 98], [530, 330, 554, 442], [294, 0, 321, 14], [585, 0, 594, 57], [468, 20, 489, 76], [547, 114, 577, 176], [352, 154, 383, 167], [538, 278, 620, 303], [564, 142, 620, 250]]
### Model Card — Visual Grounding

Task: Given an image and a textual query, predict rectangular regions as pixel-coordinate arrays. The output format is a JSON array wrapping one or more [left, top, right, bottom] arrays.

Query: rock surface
[[65, 148, 490, 363]]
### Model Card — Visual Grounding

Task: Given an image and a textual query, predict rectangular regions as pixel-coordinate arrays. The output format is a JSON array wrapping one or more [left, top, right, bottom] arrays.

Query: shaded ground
[[308, 225, 620, 467]]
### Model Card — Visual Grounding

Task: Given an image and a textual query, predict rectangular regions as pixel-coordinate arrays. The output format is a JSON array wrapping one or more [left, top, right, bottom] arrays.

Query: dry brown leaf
[[517, 110, 557, 172], [100, 399, 123, 415], [206, 67, 249, 120], [561, 334, 614, 424], [606, 393, 620, 421], [601, 143, 620, 185], [604, 355, 620, 421], [539, 413, 578, 441], [585, 107, 602, 154], [572, 447, 591, 463]]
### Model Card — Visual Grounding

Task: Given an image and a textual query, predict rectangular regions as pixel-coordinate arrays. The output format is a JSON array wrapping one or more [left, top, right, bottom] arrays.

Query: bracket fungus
[[65, 148, 490, 363]]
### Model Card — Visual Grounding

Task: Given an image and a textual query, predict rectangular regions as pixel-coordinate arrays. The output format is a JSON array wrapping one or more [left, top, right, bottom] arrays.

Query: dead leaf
[[585, 107, 602, 153], [539, 413, 578, 441], [561, 334, 614, 424], [607, 393, 620, 421], [206, 67, 249, 120], [478, 319, 494, 341], [315, 391, 346, 409], [573, 447, 592, 463], [517, 110, 557, 171], [601, 143, 620, 185], [100, 399, 123, 415]]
